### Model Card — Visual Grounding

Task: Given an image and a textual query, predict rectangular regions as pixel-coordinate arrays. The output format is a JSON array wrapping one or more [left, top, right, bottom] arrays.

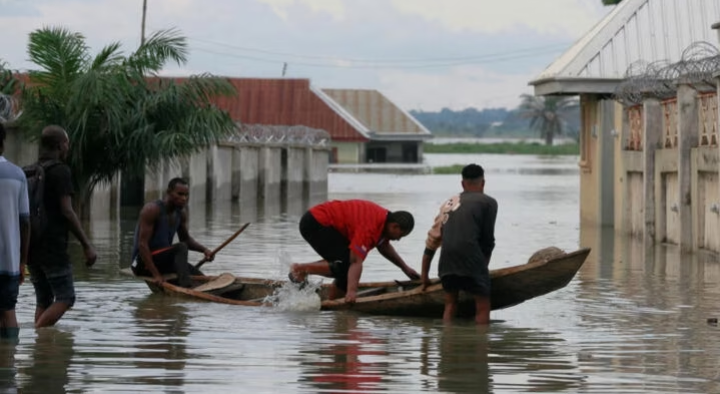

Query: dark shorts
[[27, 263, 76, 309], [441, 275, 490, 297], [0, 275, 21, 311], [299, 211, 352, 292]]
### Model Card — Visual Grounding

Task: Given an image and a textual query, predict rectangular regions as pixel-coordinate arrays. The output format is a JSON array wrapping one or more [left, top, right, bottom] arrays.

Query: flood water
[[3, 153, 720, 393]]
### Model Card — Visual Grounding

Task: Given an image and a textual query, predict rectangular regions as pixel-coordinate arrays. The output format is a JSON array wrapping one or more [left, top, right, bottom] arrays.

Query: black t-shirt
[[438, 191, 498, 282], [40, 160, 74, 255]]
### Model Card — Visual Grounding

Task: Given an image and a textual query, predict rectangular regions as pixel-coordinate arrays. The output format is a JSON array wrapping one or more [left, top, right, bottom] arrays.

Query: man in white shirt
[[0, 123, 30, 341]]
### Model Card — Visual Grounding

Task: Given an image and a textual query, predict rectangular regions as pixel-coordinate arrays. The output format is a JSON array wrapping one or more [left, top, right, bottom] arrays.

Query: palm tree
[[0, 61, 21, 123], [518, 94, 579, 146], [13, 26, 238, 216]]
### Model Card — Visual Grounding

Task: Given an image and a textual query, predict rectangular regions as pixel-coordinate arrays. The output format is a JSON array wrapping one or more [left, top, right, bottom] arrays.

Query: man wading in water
[[130, 178, 214, 288]]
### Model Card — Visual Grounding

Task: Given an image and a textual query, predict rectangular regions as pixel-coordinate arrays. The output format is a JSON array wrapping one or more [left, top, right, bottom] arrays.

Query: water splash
[[262, 250, 323, 312]]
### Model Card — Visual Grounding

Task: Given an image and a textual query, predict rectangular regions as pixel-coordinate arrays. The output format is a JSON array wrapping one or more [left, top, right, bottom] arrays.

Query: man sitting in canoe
[[130, 177, 214, 288], [288, 199, 420, 304], [420, 164, 498, 325]]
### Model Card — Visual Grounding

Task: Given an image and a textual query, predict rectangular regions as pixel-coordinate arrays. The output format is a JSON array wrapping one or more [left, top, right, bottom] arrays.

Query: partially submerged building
[[529, 0, 720, 252]]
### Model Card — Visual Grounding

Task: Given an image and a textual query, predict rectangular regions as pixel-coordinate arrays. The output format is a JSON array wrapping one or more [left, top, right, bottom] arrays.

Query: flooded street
[[3, 153, 720, 393]]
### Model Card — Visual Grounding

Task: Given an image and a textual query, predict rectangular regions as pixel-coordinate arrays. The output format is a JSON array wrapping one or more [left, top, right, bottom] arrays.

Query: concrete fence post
[[676, 82, 699, 253]]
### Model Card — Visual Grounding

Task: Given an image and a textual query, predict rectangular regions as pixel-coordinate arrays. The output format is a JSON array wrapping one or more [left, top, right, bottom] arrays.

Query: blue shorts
[[27, 263, 76, 309], [0, 275, 20, 311]]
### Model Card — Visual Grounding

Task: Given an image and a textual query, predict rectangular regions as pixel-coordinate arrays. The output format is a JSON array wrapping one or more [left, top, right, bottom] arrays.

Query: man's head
[[166, 177, 190, 208], [383, 210, 415, 241], [0, 122, 5, 154], [461, 163, 485, 192], [40, 125, 70, 160]]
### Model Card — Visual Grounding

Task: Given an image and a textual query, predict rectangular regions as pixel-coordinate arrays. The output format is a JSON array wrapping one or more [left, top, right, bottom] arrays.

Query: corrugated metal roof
[[210, 78, 368, 142], [532, 0, 720, 83], [139, 77, 370, 142], [321, 89, 432, 138]]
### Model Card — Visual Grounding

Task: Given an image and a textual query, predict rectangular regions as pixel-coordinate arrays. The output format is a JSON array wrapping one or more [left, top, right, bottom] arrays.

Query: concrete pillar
[[182, 149, 207, 205], [304, 147, 329, 200], [676, 82, 699, 252], [282, 146, 305, 200], [144, 162, 164, 202], [206, 144, 233, 202], [258, 146, 282, 203], [4, 128, 37, 167], [232, 144, 259, 203], [643, 99, 662, 244], [598, 99, 615, 226]]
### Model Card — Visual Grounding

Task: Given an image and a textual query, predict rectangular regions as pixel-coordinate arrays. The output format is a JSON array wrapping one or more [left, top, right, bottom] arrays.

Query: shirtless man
[[130, 177, 214, 288]]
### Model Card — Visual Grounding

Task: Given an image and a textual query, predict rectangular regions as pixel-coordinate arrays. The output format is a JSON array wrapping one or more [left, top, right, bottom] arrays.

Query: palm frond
[[127, 27, 188, 73]]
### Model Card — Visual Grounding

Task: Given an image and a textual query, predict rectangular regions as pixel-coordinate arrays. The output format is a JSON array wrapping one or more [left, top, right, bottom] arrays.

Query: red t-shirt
[[309, 199, 389, 260]]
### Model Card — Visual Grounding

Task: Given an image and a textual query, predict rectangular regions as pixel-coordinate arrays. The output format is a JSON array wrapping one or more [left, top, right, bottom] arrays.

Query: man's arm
[[19, 218, 29, 282], [345, 251, 365, 304], [479, 199, 498, 265], [376, 241, 419, 279], [137, 203, 163, 282], [60, 196, 92, 249], [177, 210, 212, 257], [19, 176, 30, 282]]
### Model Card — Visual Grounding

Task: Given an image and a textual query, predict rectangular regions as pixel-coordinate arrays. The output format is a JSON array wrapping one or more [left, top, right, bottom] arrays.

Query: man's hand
[[404, 266, 420, 280], [19, 262, 26, 285], [344, 290, 357, 304], [84, 245, 97, 267], [203, 248, 215, 262], [421, 274, 432, 291], [153, 273, 165, 285]]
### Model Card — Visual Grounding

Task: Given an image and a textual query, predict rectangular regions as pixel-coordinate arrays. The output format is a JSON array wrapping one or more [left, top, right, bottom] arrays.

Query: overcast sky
[[0, 0, 612, 111]]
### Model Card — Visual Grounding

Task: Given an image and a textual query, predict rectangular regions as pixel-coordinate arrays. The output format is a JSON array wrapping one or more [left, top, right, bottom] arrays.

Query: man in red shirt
[[289, 199, 420, 304]]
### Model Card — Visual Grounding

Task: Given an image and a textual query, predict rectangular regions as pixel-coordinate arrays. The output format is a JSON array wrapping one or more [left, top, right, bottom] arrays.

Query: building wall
[[332, 141, 361, 164], [579, 95, 616, 227], [365, 141, 422, 163]]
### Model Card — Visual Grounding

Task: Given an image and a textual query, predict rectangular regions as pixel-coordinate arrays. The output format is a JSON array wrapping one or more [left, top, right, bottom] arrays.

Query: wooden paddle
[[194, 222, 250, 269]]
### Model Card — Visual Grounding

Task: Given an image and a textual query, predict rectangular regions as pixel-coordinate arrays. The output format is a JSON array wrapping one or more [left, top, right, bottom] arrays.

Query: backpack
[[23, 159, 62, 246]]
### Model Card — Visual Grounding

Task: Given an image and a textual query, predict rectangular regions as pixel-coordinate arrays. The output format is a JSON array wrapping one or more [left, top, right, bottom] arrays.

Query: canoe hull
[[131, 247, 591, 319]]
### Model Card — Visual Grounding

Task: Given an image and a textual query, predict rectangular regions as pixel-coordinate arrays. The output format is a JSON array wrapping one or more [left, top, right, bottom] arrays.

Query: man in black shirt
[[27, 125, 97, 328], [421, 164, 498, 325]]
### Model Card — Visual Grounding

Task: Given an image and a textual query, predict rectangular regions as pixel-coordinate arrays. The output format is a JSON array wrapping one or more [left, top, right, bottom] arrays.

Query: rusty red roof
[[170, 77, 369, 142]]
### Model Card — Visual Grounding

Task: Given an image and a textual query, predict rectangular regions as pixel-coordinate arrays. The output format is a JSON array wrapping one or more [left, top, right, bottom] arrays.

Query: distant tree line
[[410, 99, 580, 144], [602, 0, 622, 5]]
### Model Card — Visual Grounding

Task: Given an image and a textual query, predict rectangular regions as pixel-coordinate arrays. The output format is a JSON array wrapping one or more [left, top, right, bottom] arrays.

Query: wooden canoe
[[125, 247, 591, 319]]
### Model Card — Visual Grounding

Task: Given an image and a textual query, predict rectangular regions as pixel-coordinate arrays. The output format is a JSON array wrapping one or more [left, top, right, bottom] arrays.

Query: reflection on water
[[129, 295, 191, 390], [19, 329, 74, 394], [7, 153, 720, 393]]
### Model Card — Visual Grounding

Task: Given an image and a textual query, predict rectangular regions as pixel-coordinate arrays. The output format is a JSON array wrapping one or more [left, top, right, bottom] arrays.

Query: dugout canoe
[[125, 247, 591, 319]]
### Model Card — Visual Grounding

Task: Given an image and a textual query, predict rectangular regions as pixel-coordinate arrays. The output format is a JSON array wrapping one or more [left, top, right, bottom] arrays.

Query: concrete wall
[[283, 146, 305, 201], [332, 141, 361, 164], [578, 95, 615, 227], [259, 146, 282, 202], [232, 144, 259, 203], [306, 147, 329, 200], [207, 145, 233, 203], [3, 127, 330, 221]]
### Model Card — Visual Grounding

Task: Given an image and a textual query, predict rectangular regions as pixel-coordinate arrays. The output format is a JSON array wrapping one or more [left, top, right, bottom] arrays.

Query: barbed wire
[[0, 94, 21, 123], [226, 124, 331, 147], [614, 41, 720, 106]]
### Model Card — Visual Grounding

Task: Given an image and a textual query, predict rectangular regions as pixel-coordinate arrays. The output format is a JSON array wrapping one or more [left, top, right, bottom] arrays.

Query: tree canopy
[[8, 26, 238, 212]]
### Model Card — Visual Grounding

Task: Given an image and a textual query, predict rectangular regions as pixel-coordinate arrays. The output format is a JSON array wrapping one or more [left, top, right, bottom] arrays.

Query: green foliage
[[410, 105, 580, 139], [602, 0, 623, 5], [518, 94, 579, 146], [424, 141, 579, 155], [14, 26, 238, 208]]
